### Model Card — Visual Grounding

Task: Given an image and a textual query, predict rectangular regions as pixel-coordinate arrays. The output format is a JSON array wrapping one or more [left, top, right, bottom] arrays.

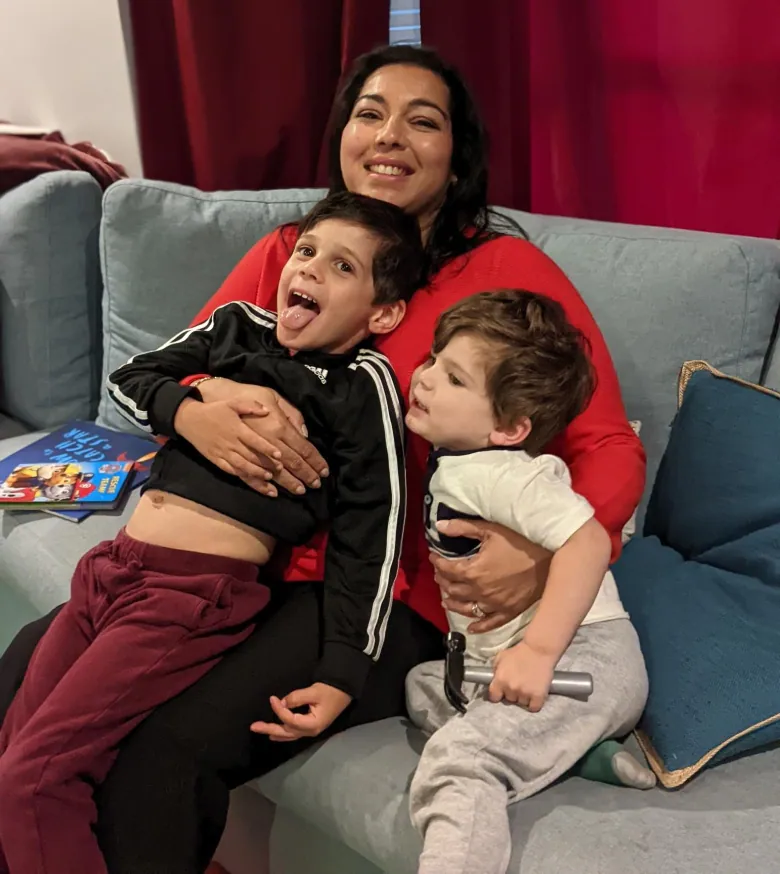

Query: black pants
[[0, 582, 443, 874]]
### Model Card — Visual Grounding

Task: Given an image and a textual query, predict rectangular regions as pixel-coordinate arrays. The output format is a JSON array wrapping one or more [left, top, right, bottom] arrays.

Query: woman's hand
[[249, 683, 352, 742], [489, 641, 556, 712], [187, 379, 329, 495], [431, 519, 552, 633], [173, 397, 281, 493]]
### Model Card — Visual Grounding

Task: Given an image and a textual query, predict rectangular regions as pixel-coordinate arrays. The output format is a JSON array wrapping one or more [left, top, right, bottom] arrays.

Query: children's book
[[0, 421, 157, 521], [0, 460, 135, 510]]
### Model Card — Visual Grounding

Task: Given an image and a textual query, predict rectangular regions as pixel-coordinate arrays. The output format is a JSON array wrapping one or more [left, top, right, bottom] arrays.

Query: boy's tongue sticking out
[[280, 289, 320, 330]]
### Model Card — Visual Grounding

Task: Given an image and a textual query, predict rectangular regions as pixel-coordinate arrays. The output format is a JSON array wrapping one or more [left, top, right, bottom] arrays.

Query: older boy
[[0, 192, 423, 874]]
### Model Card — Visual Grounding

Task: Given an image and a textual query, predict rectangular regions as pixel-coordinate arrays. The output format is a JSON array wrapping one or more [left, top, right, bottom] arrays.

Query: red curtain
[[127, 0, 390, 190], [421, 0, 780, 237], [420, 0, 532, 213]]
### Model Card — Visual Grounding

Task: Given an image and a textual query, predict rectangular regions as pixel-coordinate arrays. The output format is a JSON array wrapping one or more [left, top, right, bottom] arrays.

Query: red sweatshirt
[[189, 226, 646, 633]]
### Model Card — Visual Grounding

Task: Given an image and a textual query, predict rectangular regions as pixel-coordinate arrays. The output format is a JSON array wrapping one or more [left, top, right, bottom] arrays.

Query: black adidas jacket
[[107, 302, 406, 700]]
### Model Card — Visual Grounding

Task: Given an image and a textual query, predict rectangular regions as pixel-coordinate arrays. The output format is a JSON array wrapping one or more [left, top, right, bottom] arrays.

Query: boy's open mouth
[[281, 288, 321, 330]]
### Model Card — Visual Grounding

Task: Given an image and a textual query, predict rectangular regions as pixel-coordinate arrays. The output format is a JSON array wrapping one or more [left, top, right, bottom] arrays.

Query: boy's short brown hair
[[433, 289, 596, 454], [297, 192, 425, 305]]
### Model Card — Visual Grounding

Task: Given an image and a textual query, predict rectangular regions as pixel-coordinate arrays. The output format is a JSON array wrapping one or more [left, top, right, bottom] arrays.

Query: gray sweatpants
[[406, 619, 648, 874]]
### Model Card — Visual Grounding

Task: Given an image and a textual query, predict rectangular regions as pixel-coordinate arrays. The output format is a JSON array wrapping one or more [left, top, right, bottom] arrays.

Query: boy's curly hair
[[433, 289, 596, 454]]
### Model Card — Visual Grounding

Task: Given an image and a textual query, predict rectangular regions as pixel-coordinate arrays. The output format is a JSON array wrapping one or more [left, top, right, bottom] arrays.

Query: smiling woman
[[326, 46, 526, 272], [339, 64, 454, 239]]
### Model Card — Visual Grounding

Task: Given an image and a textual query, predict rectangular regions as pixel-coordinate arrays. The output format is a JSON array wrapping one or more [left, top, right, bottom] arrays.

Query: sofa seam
[[730, 241, 752, 379], [759, 304, 780, 386], [105, 179, 322, 208], [42, 173, 54, 416], [100, 191, 114, 423], [533, 226, 775, 248]]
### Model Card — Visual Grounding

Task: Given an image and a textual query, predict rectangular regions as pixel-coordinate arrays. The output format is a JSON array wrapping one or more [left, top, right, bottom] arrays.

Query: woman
[[0, 45, 650, 873]]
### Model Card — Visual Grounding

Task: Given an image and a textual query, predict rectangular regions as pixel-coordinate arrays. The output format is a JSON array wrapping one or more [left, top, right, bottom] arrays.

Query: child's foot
[[611, 748, 657, 789], [572, 739, 657, 789]]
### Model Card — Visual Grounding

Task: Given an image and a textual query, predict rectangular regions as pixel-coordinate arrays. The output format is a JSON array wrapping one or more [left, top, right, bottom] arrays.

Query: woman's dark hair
[[327, 44, 527, 276], [298, 191, 425, 304]]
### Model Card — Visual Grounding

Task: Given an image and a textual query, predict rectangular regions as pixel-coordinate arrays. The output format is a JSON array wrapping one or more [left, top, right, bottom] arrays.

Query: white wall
[[0, 0, 142, 176]]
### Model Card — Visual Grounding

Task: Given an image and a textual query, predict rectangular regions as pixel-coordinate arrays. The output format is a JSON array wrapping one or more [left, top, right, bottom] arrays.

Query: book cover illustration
[[0, 461, 135, 509], [0, 422, 157, 521]]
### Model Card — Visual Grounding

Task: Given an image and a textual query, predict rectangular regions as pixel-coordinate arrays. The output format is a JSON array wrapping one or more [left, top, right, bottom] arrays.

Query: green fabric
[[571, 740, 632, 787]]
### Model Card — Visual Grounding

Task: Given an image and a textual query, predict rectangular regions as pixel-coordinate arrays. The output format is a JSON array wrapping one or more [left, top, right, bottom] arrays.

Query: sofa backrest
[[97, 182, 323, 433], [0, 171, 103, 429], [96, 180, 780, 516]]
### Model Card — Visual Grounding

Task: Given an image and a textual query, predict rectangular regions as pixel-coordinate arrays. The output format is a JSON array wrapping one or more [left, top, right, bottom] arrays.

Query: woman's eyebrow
[[356, 93, 386, 106], [356, 93, 449, 121], [408, 98, 449, 120]]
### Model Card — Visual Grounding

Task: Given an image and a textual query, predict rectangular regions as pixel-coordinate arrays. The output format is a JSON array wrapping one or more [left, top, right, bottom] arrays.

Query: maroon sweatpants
[[0, 529, 269, 874]]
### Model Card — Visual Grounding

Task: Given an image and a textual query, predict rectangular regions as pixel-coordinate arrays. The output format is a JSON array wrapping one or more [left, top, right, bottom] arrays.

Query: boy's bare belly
[[126, 490, 276, 565]]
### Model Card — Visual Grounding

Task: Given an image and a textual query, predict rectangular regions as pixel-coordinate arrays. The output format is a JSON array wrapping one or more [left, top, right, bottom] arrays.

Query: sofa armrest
[[0, 170, 103, 428]]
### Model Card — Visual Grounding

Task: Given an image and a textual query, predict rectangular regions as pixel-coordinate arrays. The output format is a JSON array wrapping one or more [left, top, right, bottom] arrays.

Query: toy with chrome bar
[[443, 631, 594, 713]]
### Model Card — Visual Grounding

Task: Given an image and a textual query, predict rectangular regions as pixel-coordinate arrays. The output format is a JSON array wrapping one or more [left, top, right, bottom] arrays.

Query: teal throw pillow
[[614, 361, 780, 787]]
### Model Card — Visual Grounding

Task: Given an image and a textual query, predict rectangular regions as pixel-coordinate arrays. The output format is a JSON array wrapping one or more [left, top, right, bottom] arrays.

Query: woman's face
[[340, 64, 454, 238]]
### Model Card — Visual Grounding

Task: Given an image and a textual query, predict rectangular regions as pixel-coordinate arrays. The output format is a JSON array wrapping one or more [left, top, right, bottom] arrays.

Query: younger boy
[[0, 192, 423, 874], [404, 290, 648, 874]]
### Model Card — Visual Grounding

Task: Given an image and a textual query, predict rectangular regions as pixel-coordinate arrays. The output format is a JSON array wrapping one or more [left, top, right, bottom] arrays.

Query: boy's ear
[[369, 300, 406, 336], [489, 416, 532, 448]]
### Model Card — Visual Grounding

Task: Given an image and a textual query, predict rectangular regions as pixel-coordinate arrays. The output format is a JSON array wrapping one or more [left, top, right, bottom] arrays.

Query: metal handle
[[462, 666, 593, 701]]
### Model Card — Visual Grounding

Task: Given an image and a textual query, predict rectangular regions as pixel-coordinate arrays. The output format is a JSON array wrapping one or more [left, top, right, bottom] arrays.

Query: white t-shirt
[[423, 447, 628, 661]]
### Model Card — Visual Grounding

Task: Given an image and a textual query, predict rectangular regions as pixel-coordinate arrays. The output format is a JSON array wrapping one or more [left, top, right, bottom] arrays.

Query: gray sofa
[[2, 173, 780, 874]]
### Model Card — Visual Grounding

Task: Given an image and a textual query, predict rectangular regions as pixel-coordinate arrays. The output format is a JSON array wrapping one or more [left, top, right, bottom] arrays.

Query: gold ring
[[470, 602, 486, 619]]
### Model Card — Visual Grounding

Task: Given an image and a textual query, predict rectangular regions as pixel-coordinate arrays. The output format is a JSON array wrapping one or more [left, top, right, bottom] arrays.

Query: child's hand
[[249, 683, 352, 742], [489, 642, 556, 712]]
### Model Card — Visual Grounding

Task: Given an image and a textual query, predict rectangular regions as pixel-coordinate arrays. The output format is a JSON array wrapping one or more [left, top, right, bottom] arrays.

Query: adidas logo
[[305, 365, 328, 384]]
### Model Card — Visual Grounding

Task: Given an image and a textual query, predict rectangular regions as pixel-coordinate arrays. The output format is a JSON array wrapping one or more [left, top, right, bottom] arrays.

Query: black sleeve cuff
[[148, 380, 201, 438], [313, 641, 374, 701]]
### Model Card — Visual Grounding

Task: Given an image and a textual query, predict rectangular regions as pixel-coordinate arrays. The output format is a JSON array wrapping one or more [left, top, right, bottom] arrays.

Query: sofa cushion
[[256, 715, 780, 873], [96, 181, 324, 433], [645, 361, 780, 557], [0, 171, 103, 429], [614, 362, 780, 787]]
